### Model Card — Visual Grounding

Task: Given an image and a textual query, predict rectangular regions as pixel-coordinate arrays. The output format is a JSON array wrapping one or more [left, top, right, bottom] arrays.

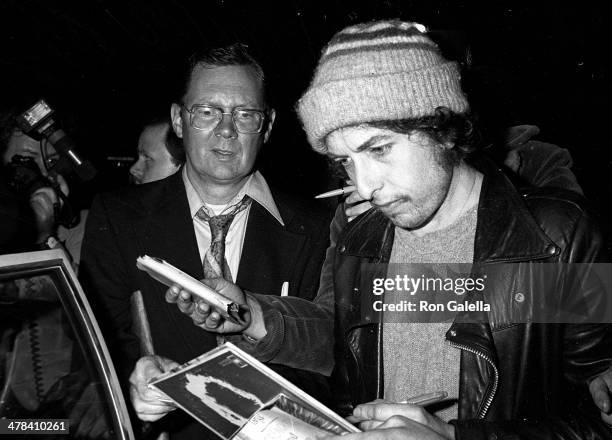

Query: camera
[[5, 155, 52, 198], [5, 155, 79, 228], [16, 99, 97, 182]]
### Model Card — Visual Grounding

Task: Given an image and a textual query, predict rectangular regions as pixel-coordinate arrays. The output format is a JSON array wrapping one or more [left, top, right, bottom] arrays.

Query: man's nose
[[353, 161, 382, 202], [130, 160, 143, 178], [213, 113, 238, 139]]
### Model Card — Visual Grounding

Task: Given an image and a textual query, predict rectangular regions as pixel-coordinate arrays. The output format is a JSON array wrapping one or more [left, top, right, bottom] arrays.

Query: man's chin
[[385, 211, 430, 230]]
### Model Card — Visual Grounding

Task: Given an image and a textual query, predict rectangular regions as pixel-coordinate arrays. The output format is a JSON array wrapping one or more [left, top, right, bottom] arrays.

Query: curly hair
[[326, 107, 481, 179]]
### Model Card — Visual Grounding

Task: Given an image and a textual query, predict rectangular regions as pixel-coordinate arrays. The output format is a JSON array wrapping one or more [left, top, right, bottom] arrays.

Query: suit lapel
[[137, 172, 202, 278], [132, 172, 217, 361], [236, 201, 306, 296]]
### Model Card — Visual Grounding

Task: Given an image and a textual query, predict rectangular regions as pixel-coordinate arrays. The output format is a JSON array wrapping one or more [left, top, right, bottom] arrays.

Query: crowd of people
[[1, 18, 612, 440]]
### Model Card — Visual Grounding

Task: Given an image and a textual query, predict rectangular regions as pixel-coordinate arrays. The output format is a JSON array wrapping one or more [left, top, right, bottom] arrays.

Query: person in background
[[81, 43, 332, 440], [0, 105, 86, 263], [0, 104, 107, 438], [130, 116, 184, 185]]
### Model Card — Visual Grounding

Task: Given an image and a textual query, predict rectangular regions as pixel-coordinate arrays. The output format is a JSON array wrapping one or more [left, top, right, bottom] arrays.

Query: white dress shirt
[[183, 168, 284, 282]]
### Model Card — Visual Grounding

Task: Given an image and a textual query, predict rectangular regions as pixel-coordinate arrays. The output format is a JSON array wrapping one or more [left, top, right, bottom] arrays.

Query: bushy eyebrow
[[326, 133, 393, 158], [355, 134, 392, 152]]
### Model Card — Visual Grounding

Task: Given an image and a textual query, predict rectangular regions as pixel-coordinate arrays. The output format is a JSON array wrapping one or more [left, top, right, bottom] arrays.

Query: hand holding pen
[[345, 391, 453, 438]]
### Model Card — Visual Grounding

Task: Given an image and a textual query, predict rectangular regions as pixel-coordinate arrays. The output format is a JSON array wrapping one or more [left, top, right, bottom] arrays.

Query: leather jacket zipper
[[447, 340, 499, 419]]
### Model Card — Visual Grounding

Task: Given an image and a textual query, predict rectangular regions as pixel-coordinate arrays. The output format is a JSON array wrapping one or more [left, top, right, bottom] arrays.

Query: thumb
[[201, 277, 228, 291], [141, 358, 164, 381], [54, 173, 70, 197], [589, 377, 611, 413]]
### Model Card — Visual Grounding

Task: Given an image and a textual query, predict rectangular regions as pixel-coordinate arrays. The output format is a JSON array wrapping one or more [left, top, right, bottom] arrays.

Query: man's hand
[[324, 421, 448, 440], [30, 187, 59, 240], [344, 189, 372, 222], [589, 367, 612, 424], [343, 400, 455, 440], [129, 355, 180, 422], [165, 278, 267, 339]]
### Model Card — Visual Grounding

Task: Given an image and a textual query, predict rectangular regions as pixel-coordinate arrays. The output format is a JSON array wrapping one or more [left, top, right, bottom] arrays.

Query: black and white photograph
[[1, 1, 611, 439]]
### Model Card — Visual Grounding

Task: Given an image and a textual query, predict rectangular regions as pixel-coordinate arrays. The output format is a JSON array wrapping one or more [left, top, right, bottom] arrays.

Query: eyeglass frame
[[181, 104, 268, 134]]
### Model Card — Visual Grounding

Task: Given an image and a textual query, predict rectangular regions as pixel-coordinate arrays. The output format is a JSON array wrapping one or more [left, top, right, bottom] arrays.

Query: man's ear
[[171, 103, 183, 139], [263, 108, 276, 144]]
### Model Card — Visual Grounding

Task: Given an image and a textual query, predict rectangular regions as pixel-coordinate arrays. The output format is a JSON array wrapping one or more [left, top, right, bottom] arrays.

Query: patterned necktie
[[196, 195, 251, 281]]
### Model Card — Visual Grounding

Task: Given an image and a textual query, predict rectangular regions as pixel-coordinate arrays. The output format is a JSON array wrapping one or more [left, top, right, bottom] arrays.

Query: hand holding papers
[[147, 343, 359, 440], [137, 255, 249, 327], [137, 255, 267, 339], [129, 355, 181, 422]]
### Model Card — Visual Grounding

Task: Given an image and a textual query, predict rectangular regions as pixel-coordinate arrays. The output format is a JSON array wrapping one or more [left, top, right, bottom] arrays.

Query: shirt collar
[[183, 167, 284, 226]]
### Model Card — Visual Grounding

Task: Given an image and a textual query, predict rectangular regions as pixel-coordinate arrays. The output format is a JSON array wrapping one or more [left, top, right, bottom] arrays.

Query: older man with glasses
[[80, 43, 332, 440]]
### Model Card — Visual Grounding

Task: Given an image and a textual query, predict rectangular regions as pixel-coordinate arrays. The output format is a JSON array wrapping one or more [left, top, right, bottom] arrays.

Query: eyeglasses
[[182, 104, 266, 134]]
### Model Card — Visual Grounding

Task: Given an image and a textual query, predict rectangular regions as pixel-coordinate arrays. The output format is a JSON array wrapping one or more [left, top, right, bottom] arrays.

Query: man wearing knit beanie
[[164, 20, 612, 440]]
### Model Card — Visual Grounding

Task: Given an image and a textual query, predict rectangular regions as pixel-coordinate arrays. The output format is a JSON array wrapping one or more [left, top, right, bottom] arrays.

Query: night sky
[[1, 1, 609, 244]]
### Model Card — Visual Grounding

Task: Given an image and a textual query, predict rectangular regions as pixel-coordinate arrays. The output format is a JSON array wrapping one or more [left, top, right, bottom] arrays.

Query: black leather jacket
[[332, 160, 612, 439]]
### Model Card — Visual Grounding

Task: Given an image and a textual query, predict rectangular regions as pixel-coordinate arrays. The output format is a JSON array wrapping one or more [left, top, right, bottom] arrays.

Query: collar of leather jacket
[[339, 155, 558, 264]]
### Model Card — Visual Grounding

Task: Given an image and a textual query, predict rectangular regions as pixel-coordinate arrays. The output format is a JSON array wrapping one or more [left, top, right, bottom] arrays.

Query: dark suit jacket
[[80, 170, 332, 439]]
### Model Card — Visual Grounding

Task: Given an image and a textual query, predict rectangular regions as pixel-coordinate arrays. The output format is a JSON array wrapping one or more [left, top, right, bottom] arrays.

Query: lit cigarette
[[314, 185, 356, 199]]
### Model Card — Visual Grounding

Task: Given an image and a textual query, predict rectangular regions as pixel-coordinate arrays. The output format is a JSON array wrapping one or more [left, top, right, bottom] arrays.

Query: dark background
[[1, 0, 610, 240]]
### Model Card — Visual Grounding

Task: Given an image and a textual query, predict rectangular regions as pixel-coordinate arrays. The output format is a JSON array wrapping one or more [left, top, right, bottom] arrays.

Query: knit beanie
[[297, 20, 469, 153]]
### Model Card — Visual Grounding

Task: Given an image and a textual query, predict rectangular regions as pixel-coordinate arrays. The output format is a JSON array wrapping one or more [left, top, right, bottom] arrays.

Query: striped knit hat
[[297, 20, 469, 153]]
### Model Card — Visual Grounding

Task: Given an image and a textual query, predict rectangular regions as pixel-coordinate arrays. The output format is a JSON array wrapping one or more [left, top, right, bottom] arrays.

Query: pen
[[400, 391, 448, 406], [314, 185, 356, 199]]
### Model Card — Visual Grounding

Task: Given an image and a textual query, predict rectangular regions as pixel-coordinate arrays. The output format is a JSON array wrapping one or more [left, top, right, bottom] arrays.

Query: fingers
[[358, 419, 385, 430], [203, 310, 222, 329], [345, 190, 363, 204], [177, 288, 197, 314], [30, 189, 56, 223], [353, 402, 429, 425], [191, 302, 217, 326], [590, 375, 611, 413], [343, 192, 373, 221], [165, 285, 180, 303], [54, 173, 70, 197], [130, 384, 177, 422], [201, 277, 230, 291], [166, 286, 204, 315], [165, 285, 218, 326], [377, 415, 414, 429], [129, 356, 178, 422], [164, 278, 250, 333], [152, 355, 181, 372], [357, 404, 454, 439]]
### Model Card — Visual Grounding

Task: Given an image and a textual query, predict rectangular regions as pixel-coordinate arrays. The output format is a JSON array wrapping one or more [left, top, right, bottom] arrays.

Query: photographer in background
[[0, 102, 110, 438], [1, 107, 61, 253], [0, 102, 90, 269]]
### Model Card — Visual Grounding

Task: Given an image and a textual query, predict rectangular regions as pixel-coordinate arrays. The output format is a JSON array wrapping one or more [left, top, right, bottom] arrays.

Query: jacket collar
[[182, 168, 284, 226], [341, 156, 555, 263], [471, 156, 555, 263]]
